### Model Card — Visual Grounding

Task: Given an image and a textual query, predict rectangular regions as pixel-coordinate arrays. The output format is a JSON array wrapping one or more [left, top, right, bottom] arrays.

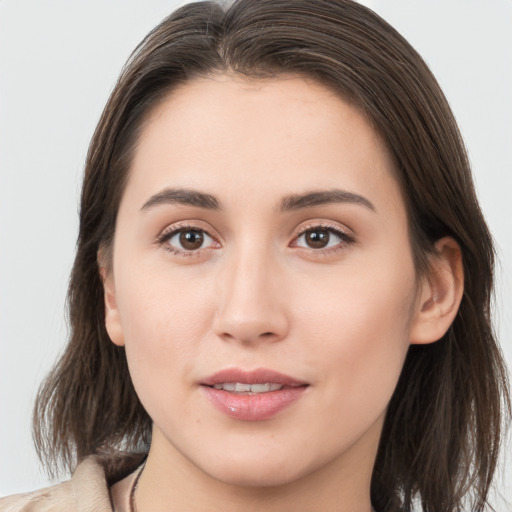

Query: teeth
[[250, 383, 270, 393], [212, 382, 284, 393]]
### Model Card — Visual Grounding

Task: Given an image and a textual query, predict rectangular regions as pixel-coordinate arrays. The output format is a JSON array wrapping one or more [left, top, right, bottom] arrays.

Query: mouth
[[209, 382, 293, 393], [200, 368, 309, 421]]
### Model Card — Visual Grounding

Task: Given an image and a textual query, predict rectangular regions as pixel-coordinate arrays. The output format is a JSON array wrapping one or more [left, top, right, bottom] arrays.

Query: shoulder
[[0, 480, 76, 512], [0, 455, 115, 512]]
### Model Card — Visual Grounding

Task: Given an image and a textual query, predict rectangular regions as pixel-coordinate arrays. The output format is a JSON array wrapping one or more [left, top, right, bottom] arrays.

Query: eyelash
[[156, 222, 355, 257]]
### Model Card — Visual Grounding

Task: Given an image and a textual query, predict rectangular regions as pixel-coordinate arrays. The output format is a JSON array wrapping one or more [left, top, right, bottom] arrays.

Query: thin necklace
[[129, 464, 144, 512]]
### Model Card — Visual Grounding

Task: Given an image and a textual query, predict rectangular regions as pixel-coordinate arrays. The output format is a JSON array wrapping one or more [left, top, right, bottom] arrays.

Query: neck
[[134, 423, 380, 512]]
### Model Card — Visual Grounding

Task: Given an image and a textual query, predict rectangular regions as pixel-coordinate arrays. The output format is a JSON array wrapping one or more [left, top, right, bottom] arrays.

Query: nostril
[[213, 303, 289, 345]]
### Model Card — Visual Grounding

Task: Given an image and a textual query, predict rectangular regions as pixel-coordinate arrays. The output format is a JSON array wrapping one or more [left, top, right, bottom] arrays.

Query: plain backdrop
[[1, 0, 511, 508]]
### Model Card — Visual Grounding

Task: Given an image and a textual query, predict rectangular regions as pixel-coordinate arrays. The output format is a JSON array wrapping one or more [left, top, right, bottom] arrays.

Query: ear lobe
[[98, 252, 125, 347], [409, 237, 464, 345]]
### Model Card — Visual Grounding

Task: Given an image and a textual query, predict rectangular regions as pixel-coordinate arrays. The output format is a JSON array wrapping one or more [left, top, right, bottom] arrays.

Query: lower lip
[[200, 386, 308, 421]]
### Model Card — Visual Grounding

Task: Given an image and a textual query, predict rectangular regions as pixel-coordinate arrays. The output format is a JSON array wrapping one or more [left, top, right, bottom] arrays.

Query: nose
[[212, 247, 289, 345]]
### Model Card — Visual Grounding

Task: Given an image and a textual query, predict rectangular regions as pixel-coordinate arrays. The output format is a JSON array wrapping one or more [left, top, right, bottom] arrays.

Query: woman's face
[[104, 74, 424, 487]]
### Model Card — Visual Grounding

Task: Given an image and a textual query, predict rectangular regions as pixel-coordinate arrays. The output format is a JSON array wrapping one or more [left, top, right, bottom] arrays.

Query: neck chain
[[129, 463, 144, 512]]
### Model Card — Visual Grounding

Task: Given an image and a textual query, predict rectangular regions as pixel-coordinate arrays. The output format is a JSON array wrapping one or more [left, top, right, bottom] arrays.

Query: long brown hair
[[33, 1, 510, 510]]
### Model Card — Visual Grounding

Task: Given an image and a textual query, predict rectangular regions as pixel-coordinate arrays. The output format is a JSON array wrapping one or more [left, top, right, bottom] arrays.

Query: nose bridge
[[213, 238, 288, 344]]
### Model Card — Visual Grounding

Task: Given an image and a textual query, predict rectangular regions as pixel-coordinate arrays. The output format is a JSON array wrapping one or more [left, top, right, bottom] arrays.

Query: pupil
[[180, 230, 204, 250], [306, 229, 329, 248]]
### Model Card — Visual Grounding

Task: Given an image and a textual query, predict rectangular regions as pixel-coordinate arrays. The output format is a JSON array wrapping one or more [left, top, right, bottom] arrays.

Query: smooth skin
[[102, 74, 463, 512]]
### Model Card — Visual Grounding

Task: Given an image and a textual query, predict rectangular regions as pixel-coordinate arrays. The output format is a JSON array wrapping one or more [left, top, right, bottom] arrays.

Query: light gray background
[[1, 0, 511, 508]]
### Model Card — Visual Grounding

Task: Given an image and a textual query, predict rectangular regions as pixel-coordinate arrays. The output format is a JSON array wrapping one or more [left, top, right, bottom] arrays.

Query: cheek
[[296, 260, 416, 408], [115, 266, 216, 397]]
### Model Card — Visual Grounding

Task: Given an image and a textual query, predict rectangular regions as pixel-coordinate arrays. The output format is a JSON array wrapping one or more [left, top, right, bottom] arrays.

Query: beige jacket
[[0, 453, 145, 512]]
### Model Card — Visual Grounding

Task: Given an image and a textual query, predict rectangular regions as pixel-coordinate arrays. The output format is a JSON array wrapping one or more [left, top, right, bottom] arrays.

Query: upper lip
[[200, 368, 308, 387]]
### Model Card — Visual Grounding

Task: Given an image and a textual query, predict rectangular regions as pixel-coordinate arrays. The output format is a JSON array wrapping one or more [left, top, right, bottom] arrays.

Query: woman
[[1, 1, 509, 511]]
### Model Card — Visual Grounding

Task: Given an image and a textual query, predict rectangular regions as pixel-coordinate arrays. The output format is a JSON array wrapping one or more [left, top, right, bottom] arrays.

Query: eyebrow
[[140, 187, 375, 213], [141, 188, 221, 211], [280, 189, 375, 212]]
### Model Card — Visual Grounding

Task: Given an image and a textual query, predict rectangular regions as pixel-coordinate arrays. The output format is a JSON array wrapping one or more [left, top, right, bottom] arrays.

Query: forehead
[[123, 73, 403, 217]]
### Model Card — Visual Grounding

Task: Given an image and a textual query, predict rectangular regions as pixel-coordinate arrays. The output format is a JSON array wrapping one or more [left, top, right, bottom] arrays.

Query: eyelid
[[294, 220, 354, 238], [157, 219, 219, 240]]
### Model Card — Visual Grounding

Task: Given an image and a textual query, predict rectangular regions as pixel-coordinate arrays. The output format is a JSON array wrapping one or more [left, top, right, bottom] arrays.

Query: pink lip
[[201, 368, 308, 387], [200, 368, 309, 421]]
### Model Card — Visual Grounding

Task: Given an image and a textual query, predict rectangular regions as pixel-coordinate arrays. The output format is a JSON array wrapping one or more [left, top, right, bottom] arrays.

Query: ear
[[409, 237, 464, 345], [98, 249, 125, 347]]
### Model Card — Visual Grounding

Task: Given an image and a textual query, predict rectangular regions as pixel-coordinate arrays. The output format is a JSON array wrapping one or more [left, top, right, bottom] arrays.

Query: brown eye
[[294, 226, 352, 251], [179, 229, 204, 250], [303, 229, 331, 249], [163, 227, 216, 254]]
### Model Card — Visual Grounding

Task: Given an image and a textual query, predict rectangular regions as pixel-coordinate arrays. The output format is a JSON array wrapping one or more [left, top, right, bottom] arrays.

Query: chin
[[194, 446, 319, 489], [209, 462, 308, 489]]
